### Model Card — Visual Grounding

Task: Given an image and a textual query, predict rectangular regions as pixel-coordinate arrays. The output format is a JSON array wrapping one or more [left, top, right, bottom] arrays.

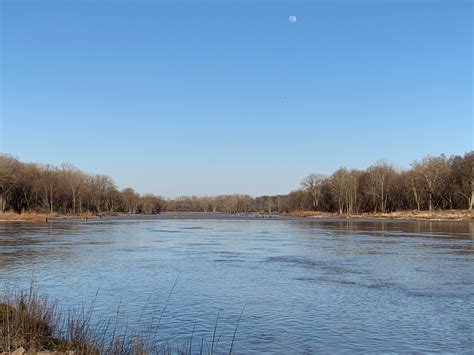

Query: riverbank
[[282, 209, 473, 221], [0, 212, 121, 223], [0, 286, 239, 355], [0, 210, 472, 223], [0, 290, 97, 354]]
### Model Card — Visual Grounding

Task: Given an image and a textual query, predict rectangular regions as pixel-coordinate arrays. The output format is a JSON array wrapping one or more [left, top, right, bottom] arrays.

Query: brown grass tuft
[[1, 285, 243, 355], [0, 288, 98, 354]]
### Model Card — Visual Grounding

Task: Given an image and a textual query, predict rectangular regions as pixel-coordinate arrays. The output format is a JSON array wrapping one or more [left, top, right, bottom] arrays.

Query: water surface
[[1, 215, 473, 353]]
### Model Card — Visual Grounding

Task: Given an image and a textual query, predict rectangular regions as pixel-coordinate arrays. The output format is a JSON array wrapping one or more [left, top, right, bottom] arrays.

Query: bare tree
[[38, 165, 59, 213], [122, 188, 140, 214], [60, 163, 85, 213], [365, 162, 395, 213], [139, 194, 164, 214], [449, 152, 474, 210], [1, 151, 472, 215], [411, 156, 449, 211], [0, 155, 19, 212], [330, 168, 350, 214], [301, 173, 326, 210]]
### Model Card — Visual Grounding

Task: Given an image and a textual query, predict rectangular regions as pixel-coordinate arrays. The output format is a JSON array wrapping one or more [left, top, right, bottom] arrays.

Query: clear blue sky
[[0, 0, 472, 197]]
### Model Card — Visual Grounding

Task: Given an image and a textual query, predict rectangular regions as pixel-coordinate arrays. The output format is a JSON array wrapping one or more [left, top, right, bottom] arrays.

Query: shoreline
[[281, 210, 473, 222], [0, 210, 472, 223], [0, 212, 104, 223]]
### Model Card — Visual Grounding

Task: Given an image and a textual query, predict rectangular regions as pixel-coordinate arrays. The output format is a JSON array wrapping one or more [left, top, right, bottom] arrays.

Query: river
[[0, 214, 473, 353]]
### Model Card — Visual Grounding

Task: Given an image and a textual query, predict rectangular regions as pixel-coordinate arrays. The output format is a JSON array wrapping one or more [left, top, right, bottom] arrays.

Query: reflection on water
[[0, 215, 473, 353]]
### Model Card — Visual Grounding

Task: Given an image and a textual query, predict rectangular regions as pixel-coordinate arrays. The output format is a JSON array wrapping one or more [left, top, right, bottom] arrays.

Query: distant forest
[[0, 152, 472, 215]]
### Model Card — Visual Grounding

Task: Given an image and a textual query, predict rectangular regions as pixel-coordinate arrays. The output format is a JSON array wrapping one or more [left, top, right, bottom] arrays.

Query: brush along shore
[[282, 209, 472, 221], [0, 210, 472, 223]]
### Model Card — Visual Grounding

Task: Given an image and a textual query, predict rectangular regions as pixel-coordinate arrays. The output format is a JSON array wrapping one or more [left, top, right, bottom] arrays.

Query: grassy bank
[[0, 288, 98, 354], [282, 209, 473, 221], [0, 286, 241, 355]]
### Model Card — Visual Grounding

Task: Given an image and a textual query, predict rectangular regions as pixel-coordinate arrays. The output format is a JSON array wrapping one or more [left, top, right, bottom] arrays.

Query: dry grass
[[0, 287, 97, 354], [2, 210, 471, 223], [283, 209, 473, 221], [0, 213, 99, 223], [0, 286, 243, 355], [0, 212, 130, 223]]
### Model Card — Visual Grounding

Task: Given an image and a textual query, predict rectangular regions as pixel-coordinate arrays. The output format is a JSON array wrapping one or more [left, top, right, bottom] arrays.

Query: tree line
[[0, 151, 472, 215]]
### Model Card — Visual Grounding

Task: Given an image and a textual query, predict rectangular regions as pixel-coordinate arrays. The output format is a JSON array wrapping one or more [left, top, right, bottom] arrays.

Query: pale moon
[[289, 15, 297, 23]]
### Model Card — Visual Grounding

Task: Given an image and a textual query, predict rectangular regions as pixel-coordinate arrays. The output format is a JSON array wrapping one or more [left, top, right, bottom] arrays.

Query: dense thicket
[[0, 152, 472, 214]]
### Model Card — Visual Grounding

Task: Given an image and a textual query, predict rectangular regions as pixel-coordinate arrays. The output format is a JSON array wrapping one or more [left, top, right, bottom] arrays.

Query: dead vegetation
[[0, 286, 243, 355], [0, 213, 99, 223], [283, 209, 473, 221], [0, 288, 97, 354]]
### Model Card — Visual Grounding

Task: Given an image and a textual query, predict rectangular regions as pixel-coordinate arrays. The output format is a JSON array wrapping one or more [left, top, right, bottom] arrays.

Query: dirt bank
[[282, 210, 473, 221], [0, 213, 100, 223]]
